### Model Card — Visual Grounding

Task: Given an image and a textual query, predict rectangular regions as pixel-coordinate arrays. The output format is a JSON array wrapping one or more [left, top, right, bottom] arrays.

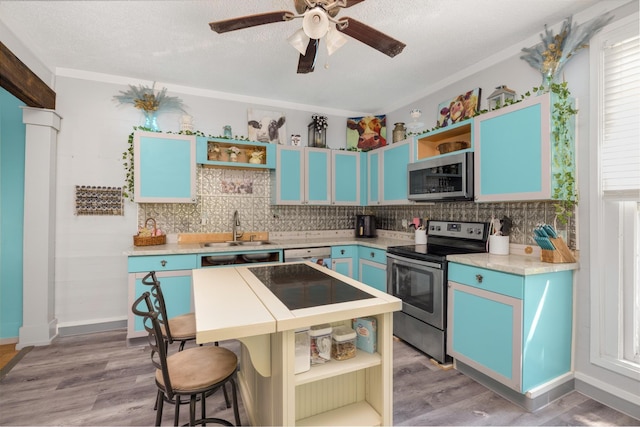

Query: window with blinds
[[602, 32, 640, 198], [590, 12, 640, 375]]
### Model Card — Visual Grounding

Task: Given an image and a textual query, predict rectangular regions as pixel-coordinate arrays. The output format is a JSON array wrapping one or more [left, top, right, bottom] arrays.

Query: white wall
[[52, 75, 356, 329]]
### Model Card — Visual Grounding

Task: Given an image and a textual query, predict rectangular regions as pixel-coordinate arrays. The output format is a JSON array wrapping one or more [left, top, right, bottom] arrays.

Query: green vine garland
[[121, 127, 249, 201], [124, 84, 578, 225]]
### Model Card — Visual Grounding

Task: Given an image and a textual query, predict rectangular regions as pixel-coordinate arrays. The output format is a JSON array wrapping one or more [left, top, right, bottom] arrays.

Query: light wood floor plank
[[0, 329, 637, 426]]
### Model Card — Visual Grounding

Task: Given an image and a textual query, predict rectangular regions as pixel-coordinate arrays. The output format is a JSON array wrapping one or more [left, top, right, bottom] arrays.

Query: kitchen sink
[[202, 242, 238, 247], [236, 241, 272, 246]]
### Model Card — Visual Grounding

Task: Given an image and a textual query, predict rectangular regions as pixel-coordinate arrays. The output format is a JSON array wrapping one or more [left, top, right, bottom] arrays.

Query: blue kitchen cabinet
[[367, 150, 380, 205], [271, 146, 331, 205], [331, 245, 358, 279], [447, 262, 573, 393], [331, 151, 366, 206], [380, 139, 414, 205], [134, 131, 196, 203], [127, 254, 197, 340], [473, 92, 575, 202], [196, 137, 275, 169], [358, 247, 387, 292]]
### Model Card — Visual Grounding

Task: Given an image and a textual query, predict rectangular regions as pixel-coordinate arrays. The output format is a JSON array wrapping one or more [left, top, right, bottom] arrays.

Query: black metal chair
[[142, 271, 197, 351], [142, 271, 231, 409], [132, 292, 241, 426]]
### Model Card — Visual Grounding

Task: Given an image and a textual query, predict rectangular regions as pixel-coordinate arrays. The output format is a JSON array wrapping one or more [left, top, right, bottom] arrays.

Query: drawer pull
[[161, 260, 167, 267], [475, 274, 483, 283], [341, 249, 345, 255], [370, 252, 375, 258]]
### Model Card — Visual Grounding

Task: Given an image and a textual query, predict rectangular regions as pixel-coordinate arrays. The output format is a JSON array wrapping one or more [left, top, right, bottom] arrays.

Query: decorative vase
[[229, 153, 238, 162], [143, 111, 160, 131], [223, 125, 232, 139], [392, 122, 406, 143]]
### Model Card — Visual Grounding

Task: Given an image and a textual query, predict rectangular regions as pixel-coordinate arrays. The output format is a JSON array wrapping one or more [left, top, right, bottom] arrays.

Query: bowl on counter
[[437, 141, 469, 154]]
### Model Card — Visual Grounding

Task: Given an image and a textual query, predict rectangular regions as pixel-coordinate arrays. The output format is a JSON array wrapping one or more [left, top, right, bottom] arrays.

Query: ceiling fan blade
[[337, 17, 405, 57], [209, 11, 293, 33], [297, 39, 318, 74], [328, 0, 365, 17], [343, 0, 366, 8]]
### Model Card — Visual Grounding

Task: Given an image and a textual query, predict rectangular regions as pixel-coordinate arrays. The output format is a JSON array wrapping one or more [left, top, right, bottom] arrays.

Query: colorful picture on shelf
[[247, 108, 287, 144], [436, 88, 481, 127], [346, 114, 387, 151]]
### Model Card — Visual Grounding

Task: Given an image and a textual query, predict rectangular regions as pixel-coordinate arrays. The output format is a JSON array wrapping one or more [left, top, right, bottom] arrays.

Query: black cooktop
[[248, 263, 374, 311]]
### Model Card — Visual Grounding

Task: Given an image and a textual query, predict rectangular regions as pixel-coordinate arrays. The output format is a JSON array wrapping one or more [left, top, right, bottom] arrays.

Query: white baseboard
[[574, 371, 640, 420]]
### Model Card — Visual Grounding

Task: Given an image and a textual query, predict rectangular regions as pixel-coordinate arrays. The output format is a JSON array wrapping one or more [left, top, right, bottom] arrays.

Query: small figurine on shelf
[[249, 148, 264, 164], [227, 146, 241, 162], [208, 144, 221, 161]]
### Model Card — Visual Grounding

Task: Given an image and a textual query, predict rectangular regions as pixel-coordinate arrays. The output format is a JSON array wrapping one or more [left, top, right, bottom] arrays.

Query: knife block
[[540, 236, 576, 263]]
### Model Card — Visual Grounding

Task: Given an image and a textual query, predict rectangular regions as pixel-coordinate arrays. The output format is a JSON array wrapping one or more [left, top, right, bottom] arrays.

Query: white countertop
[[447, 252, 579, 275], [124, 231, 412, 256], [192, 261, 402, 344]]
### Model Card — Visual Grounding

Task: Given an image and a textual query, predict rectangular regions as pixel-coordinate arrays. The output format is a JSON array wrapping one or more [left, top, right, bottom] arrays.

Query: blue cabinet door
[[131, 271, 193, 335], [305, 148, 331, 205], [473, 92, 574, 202], [358, 247, 386, 292], [332, 151, 361, 205], [368, 151, 380, 205], [273, 146, 304, 204], [134, 131, 196, 203], [381, 139, 413, 204], [331, 245, 357, 279], [449, 282, 521, 389]]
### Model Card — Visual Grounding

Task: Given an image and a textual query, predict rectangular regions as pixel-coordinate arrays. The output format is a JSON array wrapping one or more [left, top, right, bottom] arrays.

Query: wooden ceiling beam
[[0, 41, 55, 109]]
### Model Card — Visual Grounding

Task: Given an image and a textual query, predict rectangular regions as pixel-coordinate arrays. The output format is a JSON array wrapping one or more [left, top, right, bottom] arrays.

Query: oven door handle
[[387, 253, 442, 270]]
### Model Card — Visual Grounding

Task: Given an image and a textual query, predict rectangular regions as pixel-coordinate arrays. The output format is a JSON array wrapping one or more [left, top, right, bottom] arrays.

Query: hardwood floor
[[0, 329, 637, 426]]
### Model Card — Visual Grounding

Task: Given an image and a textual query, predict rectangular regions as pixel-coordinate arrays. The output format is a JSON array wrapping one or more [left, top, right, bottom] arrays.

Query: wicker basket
[[133, 218, 166, 246], [437, 141, 469, 154]]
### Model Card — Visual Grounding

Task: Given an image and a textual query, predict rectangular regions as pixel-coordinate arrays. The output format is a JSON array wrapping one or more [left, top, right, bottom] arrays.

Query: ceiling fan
[[209, 0, 406, 74]]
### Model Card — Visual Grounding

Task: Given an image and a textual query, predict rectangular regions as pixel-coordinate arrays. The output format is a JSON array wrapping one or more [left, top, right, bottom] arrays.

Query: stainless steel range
[[386, 220, 489, 363]]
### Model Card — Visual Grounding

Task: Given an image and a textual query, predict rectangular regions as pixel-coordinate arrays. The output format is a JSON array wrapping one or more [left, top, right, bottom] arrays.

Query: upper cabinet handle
[[161, 260, 167, 267]]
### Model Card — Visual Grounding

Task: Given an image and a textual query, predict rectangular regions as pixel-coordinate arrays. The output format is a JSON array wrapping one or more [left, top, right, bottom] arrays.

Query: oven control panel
[[427, 220, 488, 241]]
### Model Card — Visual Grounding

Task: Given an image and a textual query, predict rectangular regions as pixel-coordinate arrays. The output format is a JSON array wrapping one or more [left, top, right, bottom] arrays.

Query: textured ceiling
[[0, 0, 609, 114]]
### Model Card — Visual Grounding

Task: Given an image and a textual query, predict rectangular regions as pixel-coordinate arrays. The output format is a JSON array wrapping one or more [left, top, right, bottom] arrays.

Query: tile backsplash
[[138, 167, 576, 248]]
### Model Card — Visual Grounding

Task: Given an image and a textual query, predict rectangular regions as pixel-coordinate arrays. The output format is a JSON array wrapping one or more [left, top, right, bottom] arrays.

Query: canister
[[331, 325, 357, 361], [310, 324, 332, 364], [294, 328, 310, 374]]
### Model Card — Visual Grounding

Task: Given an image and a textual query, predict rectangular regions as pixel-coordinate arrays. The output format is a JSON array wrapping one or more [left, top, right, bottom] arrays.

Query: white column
[[17, 107, 61, 349]]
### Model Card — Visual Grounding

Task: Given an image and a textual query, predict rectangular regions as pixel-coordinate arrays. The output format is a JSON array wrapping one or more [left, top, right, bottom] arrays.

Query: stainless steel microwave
[[407, 151, 474, 201]]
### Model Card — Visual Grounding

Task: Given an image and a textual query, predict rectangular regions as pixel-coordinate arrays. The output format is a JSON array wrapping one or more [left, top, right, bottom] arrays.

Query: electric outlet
[[401, 219, 408, 229], [200, 218, 208, 225]]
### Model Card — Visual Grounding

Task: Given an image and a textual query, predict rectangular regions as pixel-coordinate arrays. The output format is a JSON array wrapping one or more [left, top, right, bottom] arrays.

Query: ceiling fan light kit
[[208, 0, 405, 73]]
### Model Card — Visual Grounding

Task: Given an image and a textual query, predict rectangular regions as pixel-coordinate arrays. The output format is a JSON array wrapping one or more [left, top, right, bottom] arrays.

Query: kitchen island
[[192, 261, 402, 426]]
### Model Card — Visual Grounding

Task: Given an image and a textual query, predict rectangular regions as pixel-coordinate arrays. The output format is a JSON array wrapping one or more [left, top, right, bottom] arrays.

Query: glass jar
[[392, 122, 406, 143]]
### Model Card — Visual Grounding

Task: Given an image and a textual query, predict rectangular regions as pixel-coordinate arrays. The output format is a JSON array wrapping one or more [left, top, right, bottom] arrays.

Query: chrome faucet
[[232, 210, 243, 241]]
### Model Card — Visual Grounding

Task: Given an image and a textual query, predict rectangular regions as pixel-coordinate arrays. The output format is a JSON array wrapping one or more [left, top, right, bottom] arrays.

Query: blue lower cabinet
[[447, 262, 573, 393], [331, 245, 357, 279], [127, 254, 197, 339], [128, 270, 193, 338], [358, 247, 387, 292]]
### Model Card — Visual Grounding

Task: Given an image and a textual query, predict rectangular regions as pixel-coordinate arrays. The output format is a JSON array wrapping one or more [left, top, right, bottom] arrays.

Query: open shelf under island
[[192, 261, 402, 426]]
